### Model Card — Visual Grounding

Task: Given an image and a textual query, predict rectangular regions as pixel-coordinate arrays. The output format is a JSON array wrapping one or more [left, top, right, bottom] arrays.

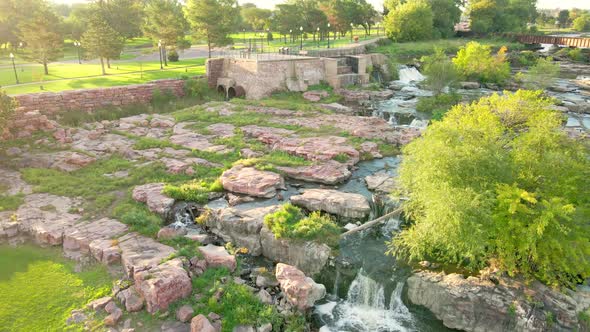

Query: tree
[[384, 0, 433, 42], [390, 90, 590, 288], [469, 0, 535, 33], [143, 0, 189, 55], [242, 6, 272, 30], [0, 90, 17, 138], [271, 4, 302, 41], [18, 2, 64, 75], [430, 0, 461, 38], [81, 13, 124, 75], [421, 48, 458, 94], [452, 41, 510, 84], [185, 0, 240, 58], [519, 57, 560, 90], [557, 9, 569, 28], [573, 14, 590, 32], [102, 0, 144, 40]]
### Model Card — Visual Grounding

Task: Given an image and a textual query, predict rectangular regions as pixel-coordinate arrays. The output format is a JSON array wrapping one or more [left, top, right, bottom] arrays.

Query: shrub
[[573, 14, 590, 32], [390, 90, 590, 288], [0, 90, 17, 136], [452, 41, 511, 84], [163, 179, 223, 204], [421, 48, 458, 95], [113, 201, 163, 237], [416, 93, 461, 119], [510, 50, 538, 67], [520, 57, 560, 90], [167, 49, 180, 62], [385, 0, 433, 42], [151, 88, 176, 106], [264, 204, 341, 247], [183, 78, 216, 100]]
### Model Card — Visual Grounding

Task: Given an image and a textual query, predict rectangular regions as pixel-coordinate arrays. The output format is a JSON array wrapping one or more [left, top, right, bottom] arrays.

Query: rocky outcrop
[[290, 189, 370, 219], [276, 161, 351, 185], [134, 258, 192, 314], [191, 314, 216, 332], [63, 218, 128, 260], [132, 183, 175, 217], [407, 270, 590, 332], [207, 205, 278, 256], [198, 244, 236, 272], [365, 171, 397, 193], [260, 225, 331, 276], [275, 263, 326, 311], [219, 165, 284, 198], [118, 232, 176, 276], [273, 136, 360, 164]]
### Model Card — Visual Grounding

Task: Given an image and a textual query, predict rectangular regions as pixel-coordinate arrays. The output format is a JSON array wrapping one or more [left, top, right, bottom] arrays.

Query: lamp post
[[267, 28, 270, 46], [327, 23, 331, 49], [158, 40, 163, 69], [9, 53, 19, 84], [350, 23, 354, 42], [243, 28, 246, 44], [299, 26, 303, 50], [289, 29, 292, 43], [74, 41, 81, 64]]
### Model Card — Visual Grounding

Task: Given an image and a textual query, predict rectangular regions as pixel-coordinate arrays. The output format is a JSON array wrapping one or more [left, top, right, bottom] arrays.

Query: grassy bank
[[0, 245, 112, 331]]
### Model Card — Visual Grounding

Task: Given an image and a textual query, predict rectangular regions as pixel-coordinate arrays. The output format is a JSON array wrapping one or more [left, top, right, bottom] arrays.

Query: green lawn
[[0, 245, 112, 332], [3, 59, 206, 95]]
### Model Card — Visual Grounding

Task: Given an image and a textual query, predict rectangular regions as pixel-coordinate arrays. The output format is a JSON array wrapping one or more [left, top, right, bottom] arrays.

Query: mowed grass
[[2, 58, 205, 94], [0, 245, 111, 332]]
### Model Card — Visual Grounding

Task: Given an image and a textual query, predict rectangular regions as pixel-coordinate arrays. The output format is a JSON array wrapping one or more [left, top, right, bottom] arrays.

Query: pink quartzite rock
[[132, 183, 175, 216], [190, 314, 216, 332], [117, 287, 145, 312], [118, 232, 177, 276], [63, 218, 128, 260], [290, 189, 370, 219], [89, 239, 122, 265], [276, 160, 351, 185], [275, 263, 326, 311], [177, 305, 195, 323], [302, 90, 329, 102], [273, 136, 360, 164], [220, 165, 284, 198], [134, 258, 192, 314], [198, 244, 236, 272], [51, 151, 96, 172]]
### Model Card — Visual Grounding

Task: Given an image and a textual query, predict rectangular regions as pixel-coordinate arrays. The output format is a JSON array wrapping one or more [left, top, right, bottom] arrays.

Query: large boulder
[[132, 183, 175, 217], [365, 171, 397, 193], [276, 161, 351, 185], [198, 244, 236, 272], [219, 165, 284, 198], [118, 232, 176, 276], [290, 189, 370, 219], [134, 258, 192, 314], [190, 314, 216, 332], [63, 218, 128, 260], [275, 263, 326, 311], [273, 136, 360, 164], [206, 205, 278, 256], [260, 225, 331, 276], [407, 270, 590, 332]]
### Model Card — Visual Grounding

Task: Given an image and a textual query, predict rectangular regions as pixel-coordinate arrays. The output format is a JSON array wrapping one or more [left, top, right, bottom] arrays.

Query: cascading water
[[397, 66, 425, 84]]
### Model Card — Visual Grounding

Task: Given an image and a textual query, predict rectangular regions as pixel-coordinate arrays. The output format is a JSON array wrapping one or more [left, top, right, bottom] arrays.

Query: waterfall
[[398, 66, 425, 84], [316, 269, 414, 332]]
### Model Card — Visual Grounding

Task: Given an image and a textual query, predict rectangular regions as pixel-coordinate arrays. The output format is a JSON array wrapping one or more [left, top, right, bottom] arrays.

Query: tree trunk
[[100, 57, 106, 75], [208, 40, 211, 59], [43, 61, 48, 75], [163, 48, 168, 66], [107, 58, 111, 69]]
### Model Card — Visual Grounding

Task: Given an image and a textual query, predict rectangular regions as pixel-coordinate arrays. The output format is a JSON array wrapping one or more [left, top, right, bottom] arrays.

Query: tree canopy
[[185, 0, 240, 58], [384, 0, 433, 42], [143, 0, 188, 50], [468, 0, 536, 33], [390, 90, 590, 288]]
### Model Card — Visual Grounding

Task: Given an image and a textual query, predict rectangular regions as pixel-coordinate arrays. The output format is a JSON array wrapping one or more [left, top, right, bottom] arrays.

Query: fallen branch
[[340, 207, 403, 238]]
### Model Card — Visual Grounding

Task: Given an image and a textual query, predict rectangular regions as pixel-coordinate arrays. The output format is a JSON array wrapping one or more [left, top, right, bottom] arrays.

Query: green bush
[[416, 93, 461, 119], [385, 0, 433, 42], [573, 14, 590, 32], [452, 41, 511, 84], [264, 204, 341, 247], [519, 57, 560, 90], [421, 48, 458, 94], [163, 179, 223, 204], [510, 50, 538, 67], [151, 88, 176, 106], [390, 90, 590, 288], [167, 49, 180, 62], [0, 90, 17, 136], [113, 201, 163, 237]]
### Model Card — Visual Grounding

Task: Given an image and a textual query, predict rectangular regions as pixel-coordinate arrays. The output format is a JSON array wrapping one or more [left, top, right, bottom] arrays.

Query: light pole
[[350, 23, 354, 42], [10, 53, 19, 84], [299, 26, 303, 50], [267, 28, 270, 46], [289, 29, 292, 43], [327, 23, 331, 49], [316, 27, 320, 48], [243, 28, 246, 44], [158, 40, 163, 69], [74, 41, 81, 64]]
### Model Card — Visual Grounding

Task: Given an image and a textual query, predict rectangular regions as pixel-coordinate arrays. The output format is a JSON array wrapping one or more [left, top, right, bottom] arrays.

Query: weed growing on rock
[[0, 193, 24, 212], [112, 200, 163, 237]]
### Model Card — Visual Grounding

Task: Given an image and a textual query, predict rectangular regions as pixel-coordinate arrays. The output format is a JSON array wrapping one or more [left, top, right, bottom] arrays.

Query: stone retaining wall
[[13, 78, 195, 115]]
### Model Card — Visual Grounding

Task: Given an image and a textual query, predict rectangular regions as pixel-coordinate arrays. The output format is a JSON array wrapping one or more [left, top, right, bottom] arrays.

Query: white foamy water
[[398, 66, 425, 84], [316, 270, 415, 332]]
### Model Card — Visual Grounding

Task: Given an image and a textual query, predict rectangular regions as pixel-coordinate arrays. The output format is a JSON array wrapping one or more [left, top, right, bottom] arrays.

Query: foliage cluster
[[264, 204, 341, 247], [420, 48, 458, 95], [452, 41, 511, 84], [385, 0, 434, 42], [0, 90, 17, 136], [573, 14, 590, 32], [163, 178, 223, 204], [468, 0, 537, 33], [517, 57, 560, 90], [416, 93, 461, 120], [391, 90, 590, 288]]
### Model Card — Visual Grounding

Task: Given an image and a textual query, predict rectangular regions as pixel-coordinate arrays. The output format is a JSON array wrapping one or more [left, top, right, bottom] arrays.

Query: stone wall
[[13, 78, 192, 115]]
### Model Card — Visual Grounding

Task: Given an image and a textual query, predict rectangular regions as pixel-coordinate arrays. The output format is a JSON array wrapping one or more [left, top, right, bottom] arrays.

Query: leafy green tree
[[0, 90, 17, 138], [421, 48, 458, 94], [81, 13, 124, 75], [390, 90, 590, 288], [242, 6, 272, 30], [573, 14, 590, 32], [430, 0, 461, 38], [384, 0, 433, 42], [143, 0, 188, 53], [469, 0, 535, 33], [557, 9, 570, 28], [185, 0, 240, 58], [452, 41, 510, 84], [101, 0, 144, 40], [519, 57, 560, 90], [271, 4, 302, 41], [18, 2, 64, 74]]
